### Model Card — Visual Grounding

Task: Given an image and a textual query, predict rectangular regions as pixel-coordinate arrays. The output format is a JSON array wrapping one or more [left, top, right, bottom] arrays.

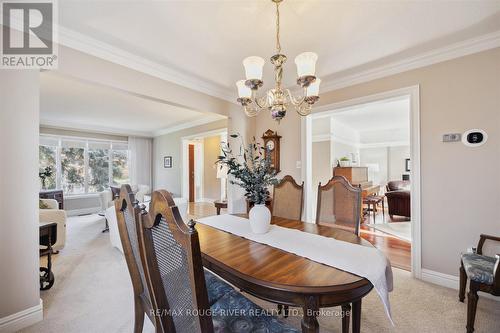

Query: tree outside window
[[61, 147, 85, 195], [88, 148, 110, 192], [112, 150, 129, 185]]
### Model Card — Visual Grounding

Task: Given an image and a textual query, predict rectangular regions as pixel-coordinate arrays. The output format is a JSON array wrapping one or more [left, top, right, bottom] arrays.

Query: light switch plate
[[442, 133, 461, 142], [296, 161, 301, 169]]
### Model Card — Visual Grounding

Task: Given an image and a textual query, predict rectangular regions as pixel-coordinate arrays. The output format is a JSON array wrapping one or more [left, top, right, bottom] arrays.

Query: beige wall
[[0, 71, 41, 325], [203, 135, 222, 201], [312, 141, 332, 187], [255, 47, 500, 276], [153, 119, 227, 197]]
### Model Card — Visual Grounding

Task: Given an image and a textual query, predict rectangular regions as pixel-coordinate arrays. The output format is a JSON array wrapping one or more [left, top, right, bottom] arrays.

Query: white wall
[[0, 70, 42, 330], [359, 147, 389, 187], [388, 146, 410, 181]]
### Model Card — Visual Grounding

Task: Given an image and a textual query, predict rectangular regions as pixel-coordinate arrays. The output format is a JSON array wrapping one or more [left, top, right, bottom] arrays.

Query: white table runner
[[197, 214, 394, 324]]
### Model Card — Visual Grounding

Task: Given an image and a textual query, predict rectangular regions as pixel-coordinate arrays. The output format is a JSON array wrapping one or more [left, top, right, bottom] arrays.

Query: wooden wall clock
[[262, 129, 281, 173]]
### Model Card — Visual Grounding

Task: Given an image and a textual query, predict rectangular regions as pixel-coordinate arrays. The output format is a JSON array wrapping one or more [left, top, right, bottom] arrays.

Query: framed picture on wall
[[405, 158, 411, 172], [164, 156, 172, 168]]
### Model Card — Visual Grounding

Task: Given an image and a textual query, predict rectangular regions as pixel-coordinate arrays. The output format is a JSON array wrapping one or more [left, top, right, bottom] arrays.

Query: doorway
[[181, 128, 228, 204], [302, 85, 421, 276]]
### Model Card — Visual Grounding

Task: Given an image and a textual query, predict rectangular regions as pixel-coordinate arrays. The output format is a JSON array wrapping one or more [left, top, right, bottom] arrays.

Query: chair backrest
[[139, 190, 213, 333], [272, 175, 304, 221], [316, 176, 362, 235], [114, 185, 153, 309], [110, 186, 121, 199], [386, 180, 410, 192]]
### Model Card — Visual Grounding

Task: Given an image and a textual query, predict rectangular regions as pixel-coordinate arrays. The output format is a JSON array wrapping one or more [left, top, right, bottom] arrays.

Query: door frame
[[301, 85, 422, 278], [181, 128, 227, 202]]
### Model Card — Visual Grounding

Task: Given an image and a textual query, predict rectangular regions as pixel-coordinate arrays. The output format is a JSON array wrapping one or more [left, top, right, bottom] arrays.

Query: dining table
[[197, 215, 375, 333]]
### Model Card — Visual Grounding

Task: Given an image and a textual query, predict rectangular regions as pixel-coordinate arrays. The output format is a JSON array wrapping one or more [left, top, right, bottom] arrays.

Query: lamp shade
[[243, 56, 265, 81], [294, 52, 318, 77], [216, 164, 229, 179], [236, 80, 252, 98], [306, 78, 321, 97]]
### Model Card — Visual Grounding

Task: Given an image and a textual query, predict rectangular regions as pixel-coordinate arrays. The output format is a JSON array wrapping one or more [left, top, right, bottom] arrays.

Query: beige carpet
[[21, 214, 500, 333]]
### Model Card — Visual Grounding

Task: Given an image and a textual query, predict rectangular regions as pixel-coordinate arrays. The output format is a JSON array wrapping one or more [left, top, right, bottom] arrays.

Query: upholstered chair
[[39, 198, 67, 251], [272, 175, 304, 221], [316, 176, 362, 236], [459, 234, 500, 333], [385, 180, 411, 219], [139, 190, 299, 333]]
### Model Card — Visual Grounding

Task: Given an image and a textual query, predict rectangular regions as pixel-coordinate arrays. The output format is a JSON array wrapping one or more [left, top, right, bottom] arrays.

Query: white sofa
[[99, 184, 150, 210], [105, 196, 188, 253], [39, 199, 67, 251]]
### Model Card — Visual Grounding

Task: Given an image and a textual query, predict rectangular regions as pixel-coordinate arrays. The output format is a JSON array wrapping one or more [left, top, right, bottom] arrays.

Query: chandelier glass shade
[[236, 0, 320, 121]]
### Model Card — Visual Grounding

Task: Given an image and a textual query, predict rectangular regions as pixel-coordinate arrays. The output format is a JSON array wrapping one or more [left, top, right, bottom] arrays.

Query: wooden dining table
[[197, 215, 374, 333]]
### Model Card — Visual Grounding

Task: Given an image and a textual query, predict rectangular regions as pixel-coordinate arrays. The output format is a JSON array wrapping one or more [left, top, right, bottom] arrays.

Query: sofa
[[385, 180, 411, 219], [39, 199, 67, 251], [99, 184, 150, 211]]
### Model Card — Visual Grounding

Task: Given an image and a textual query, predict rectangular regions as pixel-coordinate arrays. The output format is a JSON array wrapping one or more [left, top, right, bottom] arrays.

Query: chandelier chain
[[275, 1, 281, 54]]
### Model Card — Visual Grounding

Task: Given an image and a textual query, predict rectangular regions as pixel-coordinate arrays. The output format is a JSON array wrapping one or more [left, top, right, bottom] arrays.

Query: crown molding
[[153, 114, 225, 137], [321, 30, 500, 92], [57, 25, 236, 103]]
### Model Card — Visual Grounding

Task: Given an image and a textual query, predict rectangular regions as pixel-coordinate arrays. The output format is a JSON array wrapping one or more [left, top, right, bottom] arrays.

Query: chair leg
[[466, 281, 480, 333], [341, 303, 351, 333], [459, 264, 467, 302], [134, 295, 145, 333]]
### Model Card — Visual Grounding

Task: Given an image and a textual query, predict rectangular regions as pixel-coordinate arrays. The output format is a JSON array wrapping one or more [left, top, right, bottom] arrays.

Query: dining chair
[[316, 175, 362, 236], [459, 234, 500, 333], [139, 190, 300, 333], [115, 185, 158, 333], [316, 176, 362, 333], [272, 175, 304, 221]]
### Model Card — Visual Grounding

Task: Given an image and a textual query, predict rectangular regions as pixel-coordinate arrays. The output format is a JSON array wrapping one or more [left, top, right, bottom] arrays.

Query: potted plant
[[217, 134, 279, 234], [339, 156, 351, 167], [39, 166, 54, 190]]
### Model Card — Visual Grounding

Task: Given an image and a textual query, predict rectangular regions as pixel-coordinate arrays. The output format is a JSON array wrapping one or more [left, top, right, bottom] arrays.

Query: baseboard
[[0, 299, 43, 333], [66, 207, 101, 217], [421, 269, 499, 301]]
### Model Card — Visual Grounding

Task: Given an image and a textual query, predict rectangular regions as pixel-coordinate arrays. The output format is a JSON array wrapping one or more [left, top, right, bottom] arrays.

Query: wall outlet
[[442, 133, 461, 142], [296, 161, 301, 169]]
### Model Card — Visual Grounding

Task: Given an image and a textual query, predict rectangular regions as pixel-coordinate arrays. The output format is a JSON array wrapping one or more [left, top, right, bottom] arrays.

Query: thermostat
[[462, 129, 487, 147]]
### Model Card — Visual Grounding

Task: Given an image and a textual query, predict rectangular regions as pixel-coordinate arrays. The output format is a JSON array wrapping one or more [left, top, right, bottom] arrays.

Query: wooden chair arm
[[493, 254, 500, 293], [477, 234, 500, 255]]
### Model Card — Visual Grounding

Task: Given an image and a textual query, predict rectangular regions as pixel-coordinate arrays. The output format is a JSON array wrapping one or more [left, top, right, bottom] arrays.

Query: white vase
[[249, 204, 271, 234]]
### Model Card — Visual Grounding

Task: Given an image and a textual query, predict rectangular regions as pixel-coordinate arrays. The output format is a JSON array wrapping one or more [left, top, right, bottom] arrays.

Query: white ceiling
[[40, 72, 225, 137], [313, 97, 410, 133], [57, 0, 500, 99]]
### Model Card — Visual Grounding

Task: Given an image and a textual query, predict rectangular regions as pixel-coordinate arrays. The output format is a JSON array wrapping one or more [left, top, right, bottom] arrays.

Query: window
[[61, 141, 85, 195], [112, 149, 129, 185], [39, 136, 128, 195], [88, 142, 110, 193]]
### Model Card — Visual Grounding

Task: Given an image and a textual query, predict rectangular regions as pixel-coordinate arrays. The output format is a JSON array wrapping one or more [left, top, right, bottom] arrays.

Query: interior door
[[188, 144, 195, 202]]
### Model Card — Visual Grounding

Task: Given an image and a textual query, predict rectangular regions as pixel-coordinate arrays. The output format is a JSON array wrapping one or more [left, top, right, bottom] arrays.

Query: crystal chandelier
[[236, 0, 320, 122]]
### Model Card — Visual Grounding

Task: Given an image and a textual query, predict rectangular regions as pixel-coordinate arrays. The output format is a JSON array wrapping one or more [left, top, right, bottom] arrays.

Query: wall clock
[[262, 129, 281, 173]]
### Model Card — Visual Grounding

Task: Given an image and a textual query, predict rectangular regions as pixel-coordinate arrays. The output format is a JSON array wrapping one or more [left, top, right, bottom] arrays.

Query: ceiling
[[57, 0, 500, 99], [40, 72, 225, 137], [313, 97, 410, 133]]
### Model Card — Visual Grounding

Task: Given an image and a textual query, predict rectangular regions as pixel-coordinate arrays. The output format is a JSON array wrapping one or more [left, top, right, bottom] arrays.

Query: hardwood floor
[[188, 201, 412, 271]]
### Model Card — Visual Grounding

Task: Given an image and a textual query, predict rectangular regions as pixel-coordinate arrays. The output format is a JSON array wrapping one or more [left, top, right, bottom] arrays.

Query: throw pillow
[[39, 200, 50, 209]]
